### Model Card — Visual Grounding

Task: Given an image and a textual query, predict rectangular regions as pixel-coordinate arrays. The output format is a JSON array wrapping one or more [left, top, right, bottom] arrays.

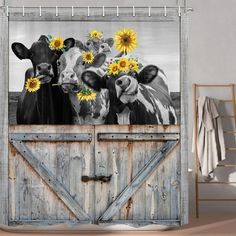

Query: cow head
[[11, 35, 75, 84], [76, 38, 114, 55], [81, 65, 159, 104], [57, 47, 106, 93]]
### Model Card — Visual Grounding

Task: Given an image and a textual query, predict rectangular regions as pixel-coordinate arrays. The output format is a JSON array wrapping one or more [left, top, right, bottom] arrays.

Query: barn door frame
[[0, 6, 189, 229]]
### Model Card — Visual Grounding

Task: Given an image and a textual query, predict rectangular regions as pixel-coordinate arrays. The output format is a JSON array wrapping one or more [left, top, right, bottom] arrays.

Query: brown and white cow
[[57, 47, 110, 124]]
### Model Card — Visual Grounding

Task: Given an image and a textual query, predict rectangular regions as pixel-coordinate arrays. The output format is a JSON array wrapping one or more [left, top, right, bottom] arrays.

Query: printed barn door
[[9, 125, 180, 227], [95, 125, 180, 226], [9, 125, 95, 225]]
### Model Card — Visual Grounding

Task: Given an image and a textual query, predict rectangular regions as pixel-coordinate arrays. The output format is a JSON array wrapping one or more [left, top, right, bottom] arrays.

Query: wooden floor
[[0, 214, 235, 235]]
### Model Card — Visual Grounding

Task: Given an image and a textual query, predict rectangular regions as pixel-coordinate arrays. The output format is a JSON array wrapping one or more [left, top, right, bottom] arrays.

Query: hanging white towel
[[193, 96, 226, 179]]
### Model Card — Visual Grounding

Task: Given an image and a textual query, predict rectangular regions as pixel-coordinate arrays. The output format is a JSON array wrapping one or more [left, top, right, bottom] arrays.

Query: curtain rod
[[0, 6, 194, 11], [1, 5, 194, 18]]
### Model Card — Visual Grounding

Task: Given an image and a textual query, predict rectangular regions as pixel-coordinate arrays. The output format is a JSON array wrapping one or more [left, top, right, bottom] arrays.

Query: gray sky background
[[9, 21, 179, 92]]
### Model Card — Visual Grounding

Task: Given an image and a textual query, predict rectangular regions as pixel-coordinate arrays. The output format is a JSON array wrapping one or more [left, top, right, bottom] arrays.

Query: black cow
[[11, 35, 75, 124], [81, 65, 177, 124]]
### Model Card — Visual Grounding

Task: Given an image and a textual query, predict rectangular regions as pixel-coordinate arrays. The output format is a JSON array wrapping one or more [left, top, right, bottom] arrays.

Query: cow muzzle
[[59, 71, 80, 93], [115, 76, 138, 104], [36, 63, 54, 84]]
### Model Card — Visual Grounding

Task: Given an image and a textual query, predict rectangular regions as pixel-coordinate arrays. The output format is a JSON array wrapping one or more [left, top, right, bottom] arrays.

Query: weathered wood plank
[[9, 133, 92, 142], [180, 12, 189, 225], [9, 220, 88, 226], [97, 133, 179, 141], [0, 10, 8, 226], [10, 141, 92, 222], [99, 219, 181, 227], [99, 140, 179, 222]]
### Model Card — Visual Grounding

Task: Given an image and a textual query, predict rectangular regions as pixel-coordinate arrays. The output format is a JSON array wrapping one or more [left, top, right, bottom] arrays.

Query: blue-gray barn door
[[8, 124, 180, 228], [94, 125, 181, 227]]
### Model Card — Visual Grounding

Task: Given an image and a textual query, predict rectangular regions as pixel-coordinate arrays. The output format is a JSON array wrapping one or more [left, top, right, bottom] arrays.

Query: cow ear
[[11, 43, 31, 60], [91, 53, 106, 68], [137, 65, 159, 84], [75, 40, 87, 51], [64, 38, 75, 51], [104, 38, 114, 47], [38, 35, 48, 43], [81, 70, 106, 92]]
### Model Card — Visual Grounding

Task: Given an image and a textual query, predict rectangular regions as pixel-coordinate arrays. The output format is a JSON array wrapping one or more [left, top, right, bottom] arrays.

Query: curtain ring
[[132, 6, 135, 17], [178, 5, 181, 16], [102, 6, 105, 17], [39, 6, 42, 17], [116, 6, 119, 17], [164, 6, 167, 17], [6, 5, 9, 17], [22, 5, 25, 17], [87, 6, 90, 17], [55, 6, 58, 16], [71, 6, 74, 17], [148, 6, 151, 17]]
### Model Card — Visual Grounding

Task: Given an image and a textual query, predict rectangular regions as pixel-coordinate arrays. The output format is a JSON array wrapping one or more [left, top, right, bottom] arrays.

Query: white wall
[[3, 0, 236, 216]]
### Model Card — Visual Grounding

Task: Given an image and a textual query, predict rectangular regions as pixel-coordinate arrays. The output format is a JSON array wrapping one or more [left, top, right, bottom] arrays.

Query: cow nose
[[61, 71, 76, 81], [115, 77, 131, 90], [36, 63, 52, 75]]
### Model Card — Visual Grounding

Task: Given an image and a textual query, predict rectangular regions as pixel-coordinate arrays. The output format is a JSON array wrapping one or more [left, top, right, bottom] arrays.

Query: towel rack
[[193, 83, 236, 218]]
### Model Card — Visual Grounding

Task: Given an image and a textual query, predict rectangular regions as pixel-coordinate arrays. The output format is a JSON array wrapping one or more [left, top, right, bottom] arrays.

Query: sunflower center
[[121, 35, 131, 45], [29, 81, 37, 88], [113, 66, 118, 71], [54, 40, 61, 47], [86, 54, 92, 60], [120, 61, 126, 67]]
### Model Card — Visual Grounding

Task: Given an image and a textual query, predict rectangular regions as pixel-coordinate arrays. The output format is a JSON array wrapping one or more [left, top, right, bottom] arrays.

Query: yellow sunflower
[[108, 62, 120, 76], [117, 58, 130, 72], [128, 59, 139, 72], [25, 77, 41, 93], [82, 51, 95, 64], [77, 89, 97, 101], [114, 28, 137, 53], [49, 37, 64, 50], [89, 30, 103, 40]]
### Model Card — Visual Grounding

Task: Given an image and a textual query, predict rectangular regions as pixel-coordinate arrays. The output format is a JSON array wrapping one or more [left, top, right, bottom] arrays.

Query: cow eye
[[101, 45, 105, 49], [57, 61, 61, 66]]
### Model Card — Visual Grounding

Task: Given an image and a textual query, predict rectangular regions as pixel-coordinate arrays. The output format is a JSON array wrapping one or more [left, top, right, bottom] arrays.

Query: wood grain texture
[[8, 125, 95, 223], [99, 138, 179, 222], [9, 133, 92, 142], [94, 125, 181, 227], [0, 10, 8, 226], [180, 13, 189, 225]]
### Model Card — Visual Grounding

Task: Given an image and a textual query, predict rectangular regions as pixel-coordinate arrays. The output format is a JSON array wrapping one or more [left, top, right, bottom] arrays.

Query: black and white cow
[[11, 35, 75, 124], [57, 47, 110, 124], [81, 65, 177, 124]]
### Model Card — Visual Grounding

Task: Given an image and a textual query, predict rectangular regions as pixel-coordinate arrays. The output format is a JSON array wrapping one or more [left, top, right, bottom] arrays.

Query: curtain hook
[[71, 6, 74, 17], [132, 6, 135, 17], [164, 6, 167, 17], [87, 6, 90, 17], [22, 5, 24, 17], [39, 6, 42, 17], [116, 6, 119, 17], [6, 5, 9, 17], [148, 6, 151, 17], [55, 6, 58, 16], [102, 6, 105, 17], [178, 5, 181, 17]]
